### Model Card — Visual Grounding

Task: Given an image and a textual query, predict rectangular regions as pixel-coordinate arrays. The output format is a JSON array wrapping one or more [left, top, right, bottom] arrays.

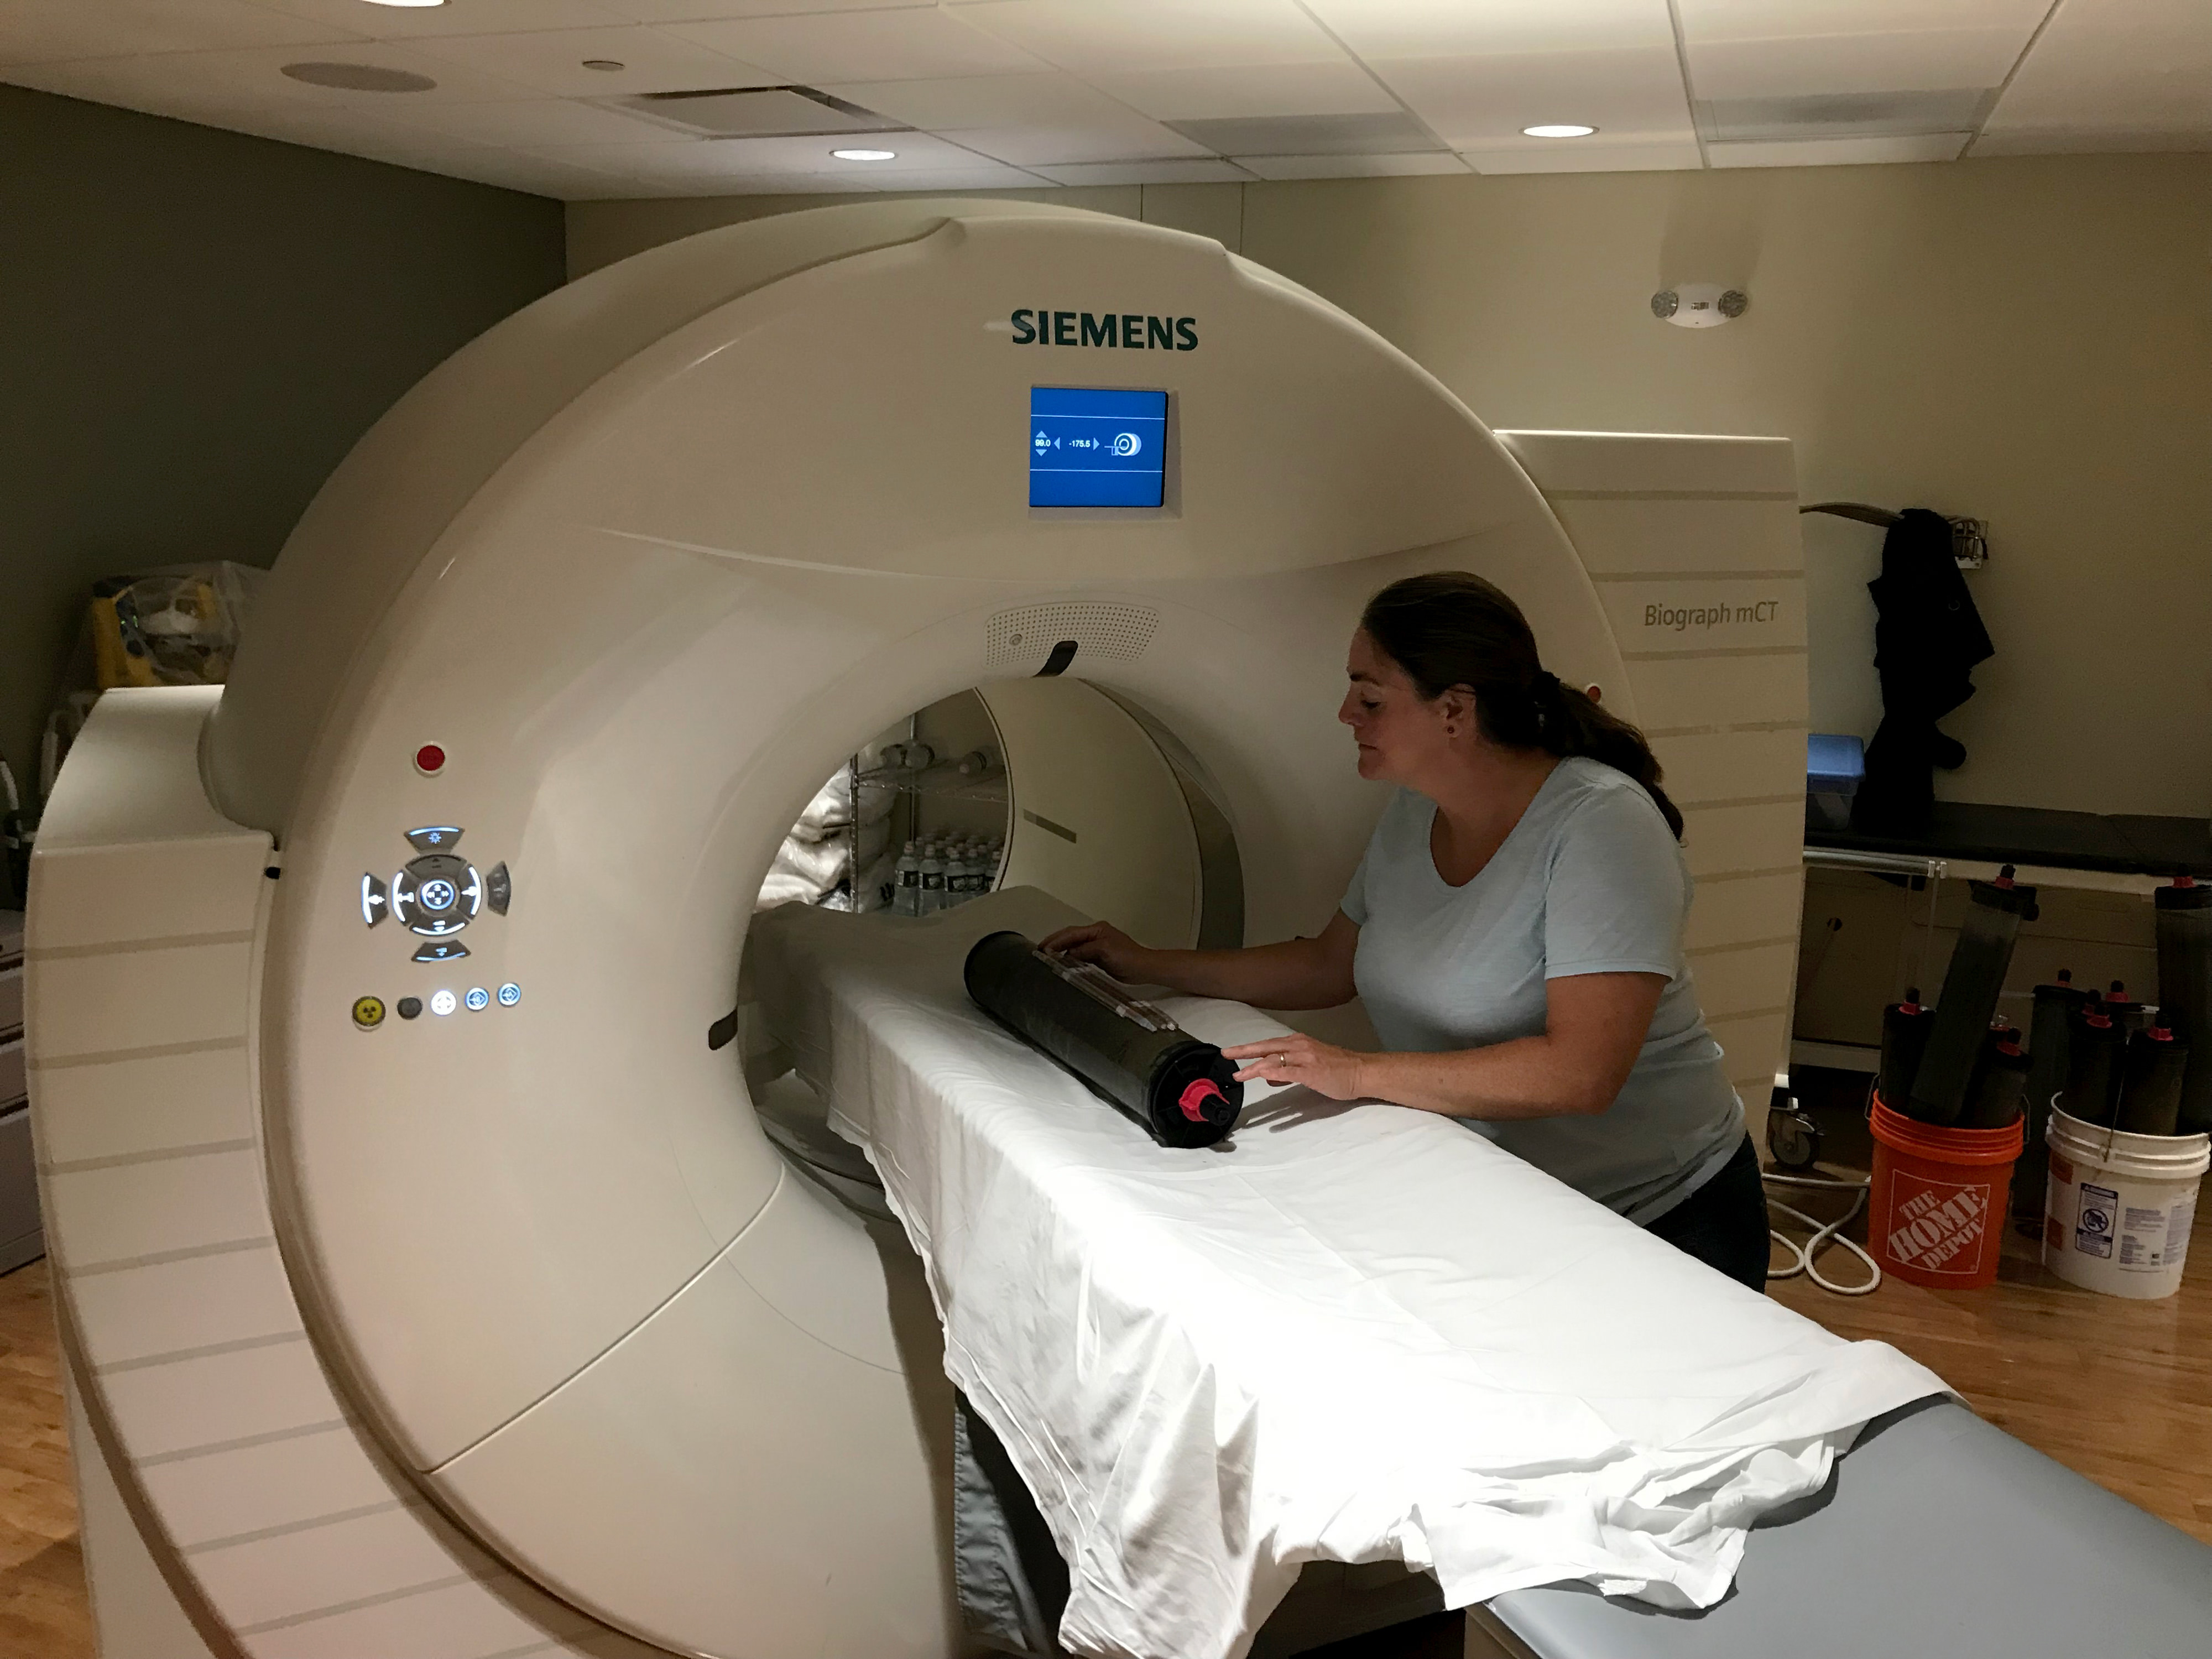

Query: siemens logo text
[[1013, 310, 1197, 350]]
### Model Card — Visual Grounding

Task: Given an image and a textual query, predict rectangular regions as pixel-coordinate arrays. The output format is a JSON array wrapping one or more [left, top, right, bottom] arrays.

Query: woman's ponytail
[[1359, 573, 1685, 839]]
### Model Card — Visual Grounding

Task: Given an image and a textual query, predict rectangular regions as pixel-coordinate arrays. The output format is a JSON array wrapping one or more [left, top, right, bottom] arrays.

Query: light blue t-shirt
[[1340, 758, 1744, 1223]]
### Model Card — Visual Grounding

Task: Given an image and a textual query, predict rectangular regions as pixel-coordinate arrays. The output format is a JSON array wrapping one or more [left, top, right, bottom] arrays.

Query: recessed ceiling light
[[832, 148, 896, 161], [359, 2, 446, 9], [1522, 123, 1598, 139], [582, 60, 625, 72]]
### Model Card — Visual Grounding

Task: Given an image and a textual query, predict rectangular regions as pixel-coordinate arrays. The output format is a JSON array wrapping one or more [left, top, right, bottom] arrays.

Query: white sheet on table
[[749, 890, 1948, 1659]]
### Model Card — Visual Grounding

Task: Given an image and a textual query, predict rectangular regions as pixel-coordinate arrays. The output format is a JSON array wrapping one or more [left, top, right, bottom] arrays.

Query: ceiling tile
[[0, 0, 358, 67], [853, 163, 1053, 191], [954, 0, 1349, 74], [431, 148, 644, 201], [819, 70, 1132, 128], [247, 0, 635, 38], [1088, 60, 1402, 122], [667, 8, 1044, 84], [405, 25, 773, 97], [1459, 138, 1704, 174], [1708, 132, 1970, 166], [1028, 157, 1255, 185], [529, 128, 1009, 178], [170, 95, 505, 170], [100, 38, 547, 107], [1302, 1, 1678, 59], [1168, 112, 1438, 156], [1, 43, 530, 128], [1678, 0, 2049, 100], [0, 54, 267, 127], [935, 112, 1210, 167], [1233, 151, 1469, 180], [1981, 0, 2212, 141], [1374, 47, 1695, 149], [385, 96, 698, 149]]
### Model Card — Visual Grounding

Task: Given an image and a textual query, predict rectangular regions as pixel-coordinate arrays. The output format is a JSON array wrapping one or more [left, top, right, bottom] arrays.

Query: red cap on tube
[[1178, 1079, 1226, 1123]]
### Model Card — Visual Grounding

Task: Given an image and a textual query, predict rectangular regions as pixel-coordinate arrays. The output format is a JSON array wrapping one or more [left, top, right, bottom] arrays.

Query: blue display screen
[[1030, 387, 1168, 508]]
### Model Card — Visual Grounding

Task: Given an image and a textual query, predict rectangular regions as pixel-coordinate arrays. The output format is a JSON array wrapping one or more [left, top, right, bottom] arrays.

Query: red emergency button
[[414, 743, 446, 776]]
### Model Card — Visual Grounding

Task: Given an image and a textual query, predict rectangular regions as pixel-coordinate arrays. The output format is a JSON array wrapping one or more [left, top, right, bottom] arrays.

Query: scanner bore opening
[[734, 677, 1239, 1214]]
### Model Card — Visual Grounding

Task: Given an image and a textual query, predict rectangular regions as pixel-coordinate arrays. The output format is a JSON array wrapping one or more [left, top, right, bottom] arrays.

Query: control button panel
[[392, 853, 479, 936], [356, 824, 515, 1015]]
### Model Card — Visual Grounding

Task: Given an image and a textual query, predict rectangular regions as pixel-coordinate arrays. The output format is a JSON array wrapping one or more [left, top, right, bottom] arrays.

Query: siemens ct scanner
[[27, 202, 2212, 1659]]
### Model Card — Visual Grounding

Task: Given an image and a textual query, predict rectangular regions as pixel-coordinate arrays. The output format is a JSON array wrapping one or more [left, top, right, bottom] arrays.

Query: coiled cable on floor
[[1763, 1172, 1881, 1296]]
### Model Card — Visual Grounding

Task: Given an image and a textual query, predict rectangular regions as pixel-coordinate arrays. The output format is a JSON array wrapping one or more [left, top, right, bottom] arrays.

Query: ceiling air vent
[[607, 85, 907, 140], [1165, 112, 1443, 157], [1696, 88, 1995, 143]]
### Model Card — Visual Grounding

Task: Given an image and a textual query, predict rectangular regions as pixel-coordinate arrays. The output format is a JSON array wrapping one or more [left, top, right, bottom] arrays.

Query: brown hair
[[1359, 571, 1684, 838]]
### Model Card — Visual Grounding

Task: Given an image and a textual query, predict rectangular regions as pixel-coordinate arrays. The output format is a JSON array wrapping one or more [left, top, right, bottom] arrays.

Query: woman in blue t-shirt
[[1042, 571, 1768, 1291]]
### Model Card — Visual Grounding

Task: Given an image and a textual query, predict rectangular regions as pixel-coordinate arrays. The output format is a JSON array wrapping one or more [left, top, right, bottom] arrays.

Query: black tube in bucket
[[2154, 878, 2212, 1134], [1959, 1025, 2028, 1130], [2060, 1009, 2126, 1129], [1878, 988, 1936, 1114], [2013, 971, 2084, 1224], [1910, 868, 2038, 1126], [963, 931, 1242, 1149], [2117, 1026, 2189, 1138]]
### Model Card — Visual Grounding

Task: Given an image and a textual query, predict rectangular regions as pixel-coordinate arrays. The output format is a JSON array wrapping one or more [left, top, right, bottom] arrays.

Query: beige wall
[[0, 84, 564, 885], [568, 155, 2212, 820]]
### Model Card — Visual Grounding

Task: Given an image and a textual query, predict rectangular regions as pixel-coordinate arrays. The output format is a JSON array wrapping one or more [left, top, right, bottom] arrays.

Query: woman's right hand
[[1038, 920, 1154, 983]]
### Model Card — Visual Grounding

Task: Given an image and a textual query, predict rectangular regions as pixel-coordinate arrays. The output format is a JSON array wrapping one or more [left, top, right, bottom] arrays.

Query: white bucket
[[2043, 1108, 2209, 1300]]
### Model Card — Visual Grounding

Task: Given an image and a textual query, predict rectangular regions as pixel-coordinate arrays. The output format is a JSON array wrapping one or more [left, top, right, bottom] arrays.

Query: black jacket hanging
[[1852, 508, 1993, 835]]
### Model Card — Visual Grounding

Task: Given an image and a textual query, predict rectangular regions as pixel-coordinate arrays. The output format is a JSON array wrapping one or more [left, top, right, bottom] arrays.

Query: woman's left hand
[[1220, 1034, 1369, 1100]]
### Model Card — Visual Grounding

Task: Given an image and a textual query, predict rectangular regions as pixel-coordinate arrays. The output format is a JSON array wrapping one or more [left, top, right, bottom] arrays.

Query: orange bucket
[[1868, 1093, 2026, 1288]]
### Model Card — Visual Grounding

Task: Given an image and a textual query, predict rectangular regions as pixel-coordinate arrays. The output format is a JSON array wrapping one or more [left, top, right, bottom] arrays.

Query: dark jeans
[[1644, 1135, 1770, 1292]]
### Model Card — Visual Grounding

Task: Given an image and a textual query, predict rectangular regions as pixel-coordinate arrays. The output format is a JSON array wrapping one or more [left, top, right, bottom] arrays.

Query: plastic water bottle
[[951, 843, 977, 906], [894, 841, 921, 916], [920, 842, 946, 914]]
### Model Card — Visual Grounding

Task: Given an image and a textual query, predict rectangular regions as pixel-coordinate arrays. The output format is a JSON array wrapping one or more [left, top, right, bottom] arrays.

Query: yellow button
[[352, 995, 386, 1030]]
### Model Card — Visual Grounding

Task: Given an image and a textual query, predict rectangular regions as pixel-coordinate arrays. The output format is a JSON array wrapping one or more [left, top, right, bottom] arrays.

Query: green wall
[[0, 85, 565, 852]]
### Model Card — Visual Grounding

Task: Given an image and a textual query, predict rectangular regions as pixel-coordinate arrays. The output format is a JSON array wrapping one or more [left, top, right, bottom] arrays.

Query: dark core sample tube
[[2014, 972, 2084, 1224], [2060, 1010, 2125, 1129], [2156, 878, 2212, 1134], [2117, 1026, 2189, 1138], [1959, 1025, 2029, 1130], [1878, 988, 1936, 1114], [964, 930, 1243, 1149], [1910, 869, 2039, 1126]]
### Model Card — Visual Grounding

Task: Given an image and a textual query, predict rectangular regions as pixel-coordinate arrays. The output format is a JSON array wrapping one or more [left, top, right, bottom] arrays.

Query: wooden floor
[[0, 1261, 91, 1659], [2, 1178, 2206, 1659], [1765, 1166, 2212, 1546]]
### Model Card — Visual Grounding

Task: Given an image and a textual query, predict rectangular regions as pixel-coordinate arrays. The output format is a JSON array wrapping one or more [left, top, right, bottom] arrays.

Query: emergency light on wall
[[1651, 283, 1749, 328]]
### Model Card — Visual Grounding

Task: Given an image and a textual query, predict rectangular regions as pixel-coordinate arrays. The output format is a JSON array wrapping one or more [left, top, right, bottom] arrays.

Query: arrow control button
[[361, 874, 389, 928]]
